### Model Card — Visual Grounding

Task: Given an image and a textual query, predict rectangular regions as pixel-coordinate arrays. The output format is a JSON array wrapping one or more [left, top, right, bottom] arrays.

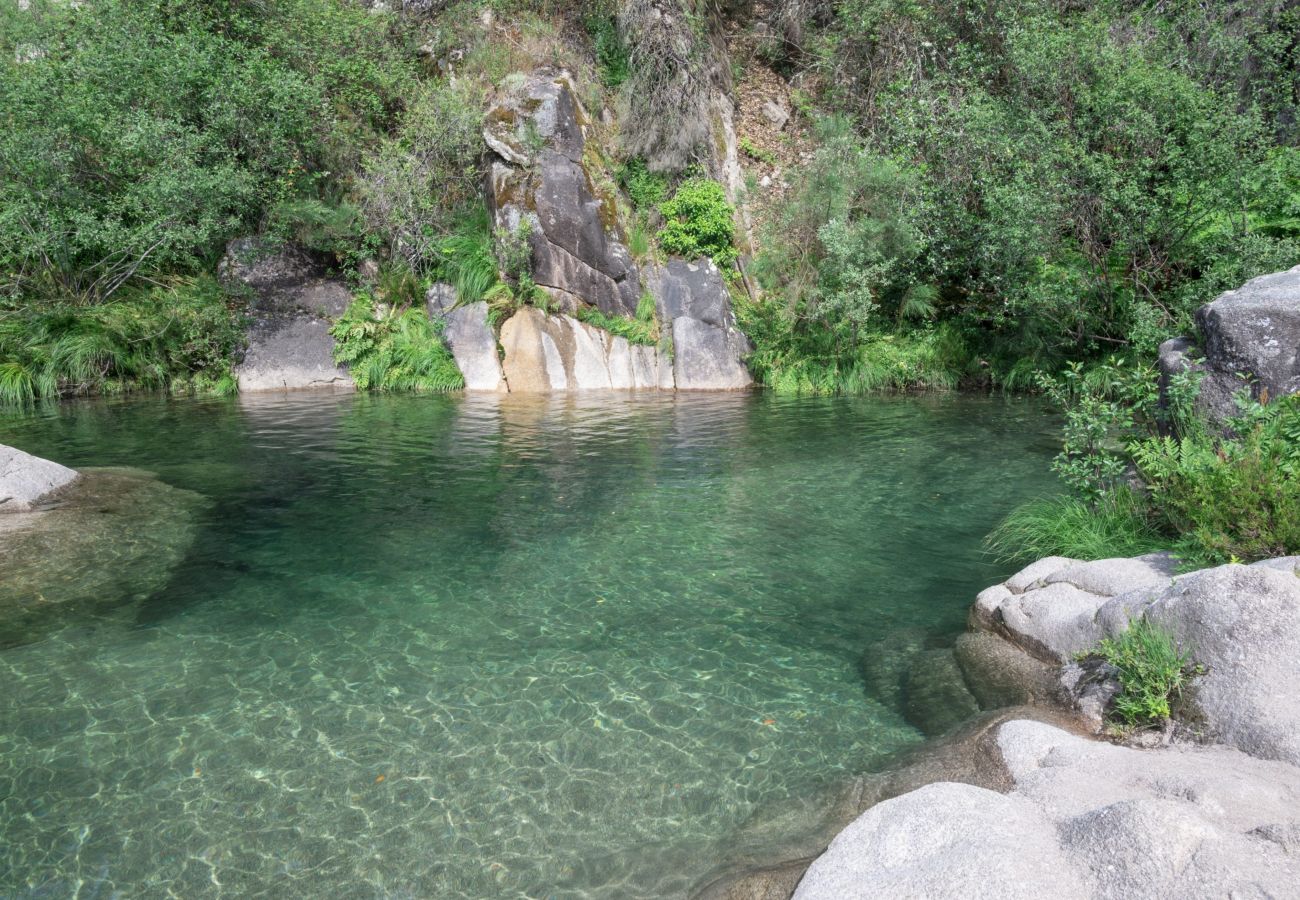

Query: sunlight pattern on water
[[0, 392, 1056, 898]]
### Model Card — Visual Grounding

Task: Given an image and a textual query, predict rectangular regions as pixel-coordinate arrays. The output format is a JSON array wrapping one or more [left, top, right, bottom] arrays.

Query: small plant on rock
[[1092, 619, 1200, 731]]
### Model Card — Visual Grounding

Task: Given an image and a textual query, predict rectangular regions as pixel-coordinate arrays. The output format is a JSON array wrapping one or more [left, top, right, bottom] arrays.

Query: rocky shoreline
[[705, 552, 1300, 899]]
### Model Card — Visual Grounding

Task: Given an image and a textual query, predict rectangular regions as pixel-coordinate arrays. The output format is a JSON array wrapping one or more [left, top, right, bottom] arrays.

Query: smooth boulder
[[0, 443, 79, 512], [426, 284, 507, 391], [1159, 264, 1300, 422], [795, 720, 1300, 900]]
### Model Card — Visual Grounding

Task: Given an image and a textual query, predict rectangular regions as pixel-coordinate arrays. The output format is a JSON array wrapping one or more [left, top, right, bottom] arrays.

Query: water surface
[[0, 392, 1056, 898]]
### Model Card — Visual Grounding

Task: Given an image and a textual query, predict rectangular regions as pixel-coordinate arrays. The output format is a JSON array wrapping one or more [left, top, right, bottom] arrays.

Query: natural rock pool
[[1, 392, 1056, 898]]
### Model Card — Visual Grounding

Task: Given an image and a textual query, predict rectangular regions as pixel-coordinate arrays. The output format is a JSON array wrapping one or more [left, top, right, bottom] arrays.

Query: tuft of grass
[[433, 212, 500, 305], [1093, 618, 1200, 729], [575, 305, 657, 345], [331, 295, 464, 392], [987, 490, 1170, 563]]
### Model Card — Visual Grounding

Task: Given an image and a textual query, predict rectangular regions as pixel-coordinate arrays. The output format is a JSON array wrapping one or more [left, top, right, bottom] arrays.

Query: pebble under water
[[0, 391, 1057, 898]]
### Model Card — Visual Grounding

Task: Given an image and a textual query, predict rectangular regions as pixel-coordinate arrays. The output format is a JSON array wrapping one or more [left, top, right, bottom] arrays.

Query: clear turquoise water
[[0, 392, 1057, 898]]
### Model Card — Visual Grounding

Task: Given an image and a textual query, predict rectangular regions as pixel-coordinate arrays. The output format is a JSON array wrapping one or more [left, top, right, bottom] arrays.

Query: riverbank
[[708, 552, 1300, 898]]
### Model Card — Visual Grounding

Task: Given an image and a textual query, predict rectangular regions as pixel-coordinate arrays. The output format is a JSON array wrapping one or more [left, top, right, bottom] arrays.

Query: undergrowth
[[575, 301, 657, 346], [986, 491, 1170, 563], [330, 296, 463, 392], [0, 278, 242, 406]]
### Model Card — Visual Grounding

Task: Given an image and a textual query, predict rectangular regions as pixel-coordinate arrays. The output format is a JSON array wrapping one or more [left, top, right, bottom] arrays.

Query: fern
[[330, 295, 464, 393]]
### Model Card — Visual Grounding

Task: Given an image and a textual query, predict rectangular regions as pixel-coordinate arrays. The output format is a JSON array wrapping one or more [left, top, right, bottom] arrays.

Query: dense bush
[[0, 0, 411, 303], [657, 178, 738, 266]]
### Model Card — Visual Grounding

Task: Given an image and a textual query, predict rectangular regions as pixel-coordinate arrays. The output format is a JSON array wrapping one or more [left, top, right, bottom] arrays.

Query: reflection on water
[[0, 391, 1057, 898]]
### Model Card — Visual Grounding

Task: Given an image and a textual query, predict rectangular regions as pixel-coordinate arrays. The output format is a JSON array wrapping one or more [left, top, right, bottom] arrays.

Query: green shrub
[[987, 491, 1170, 563], [657, 178, 738, 266], [330, 296, 464, 392], [0, 0, 410, 302], [1130, 396, 1300, 564], [356, 80, 485, 272], [1092, 619, 1199, 729], [585, 13, 629, 88], [431, 213, 501, 306]]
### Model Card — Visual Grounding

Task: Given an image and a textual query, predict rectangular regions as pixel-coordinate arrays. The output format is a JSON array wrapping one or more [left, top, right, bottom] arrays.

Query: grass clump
[[330, 296, 463, 393], [1092, 619, 1200, 730], [575, 305, 657, 346], [987, 491, 1170, 563], [0, 278, 242, 406]]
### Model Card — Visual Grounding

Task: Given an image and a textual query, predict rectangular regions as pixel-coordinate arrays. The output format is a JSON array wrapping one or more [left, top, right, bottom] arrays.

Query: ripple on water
[[0, 391, 1058, 898]]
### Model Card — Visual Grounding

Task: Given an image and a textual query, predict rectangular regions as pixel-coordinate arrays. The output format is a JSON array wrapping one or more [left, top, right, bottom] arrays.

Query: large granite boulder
[[1159, 265, 1300, 422], [794, 720, 1300, 900], [1, 443, 79, 512], [485, 69, 641, 318], [1, 466, 205, 648], [498, 306, 670, 391], [220, 238, 354, 392], [1103, 561, 1300, 765], [649, 259, 752, 391], [426, 284, 507, 391], [969, 552, 1178, 663]]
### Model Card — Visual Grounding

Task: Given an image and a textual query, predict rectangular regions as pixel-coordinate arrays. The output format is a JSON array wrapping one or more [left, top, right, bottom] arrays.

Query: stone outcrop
[[1, 464, 204, 648], [794, 720, 1300, 900], [482, 69, 753, 392], [498, 306, 671, 391], [1159, 264, 1300, 422], [1, 443, 79, 512], [969, 552, 1179, 663], [485, 69, 641, 318], [426, 284, 507, 391], [220, 238, 354, 392]]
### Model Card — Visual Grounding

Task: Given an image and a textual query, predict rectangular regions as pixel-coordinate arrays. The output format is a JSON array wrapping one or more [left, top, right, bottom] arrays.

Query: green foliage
[[987, 491, 1170, 563], [1035, 359, 1158, 500], [356, 80, 486, 272], [330, 296, 463, 393], [657, 178, 738, 266], [0, 277, 243, 405], [1094, 619, 1199, 729], [740, 138, 778, 166], [586, 13, 630, 87], [575, 306, 657, 346], [0, 0, 411, 303], [619, 158, 669, 217], [433, 213, 502, 306], [1130, 396, 1300, 565]]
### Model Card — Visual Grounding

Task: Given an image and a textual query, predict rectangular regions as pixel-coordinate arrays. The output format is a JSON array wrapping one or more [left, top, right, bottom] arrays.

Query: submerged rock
[[0, 443, 79, 512], [221, 237, 354, 392], [0, 467, 204, 648], [1159, 264, 1300, 422]]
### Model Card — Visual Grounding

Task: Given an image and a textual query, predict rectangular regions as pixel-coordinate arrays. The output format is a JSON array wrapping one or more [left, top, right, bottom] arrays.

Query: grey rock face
[[673, 317, 753, 391], [485, 70, 640, 318], [0, 444, 79, 513], [975, 553, 1177, 663], [793, 782, 1087, 900], [796, 720, 1300, 900], [426, 285, 506, 391], [1159, 265, 1300, 421], [1139, 564, 1300, 765], [235, 318, 353, 393], [221, 238, 354, 392]]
